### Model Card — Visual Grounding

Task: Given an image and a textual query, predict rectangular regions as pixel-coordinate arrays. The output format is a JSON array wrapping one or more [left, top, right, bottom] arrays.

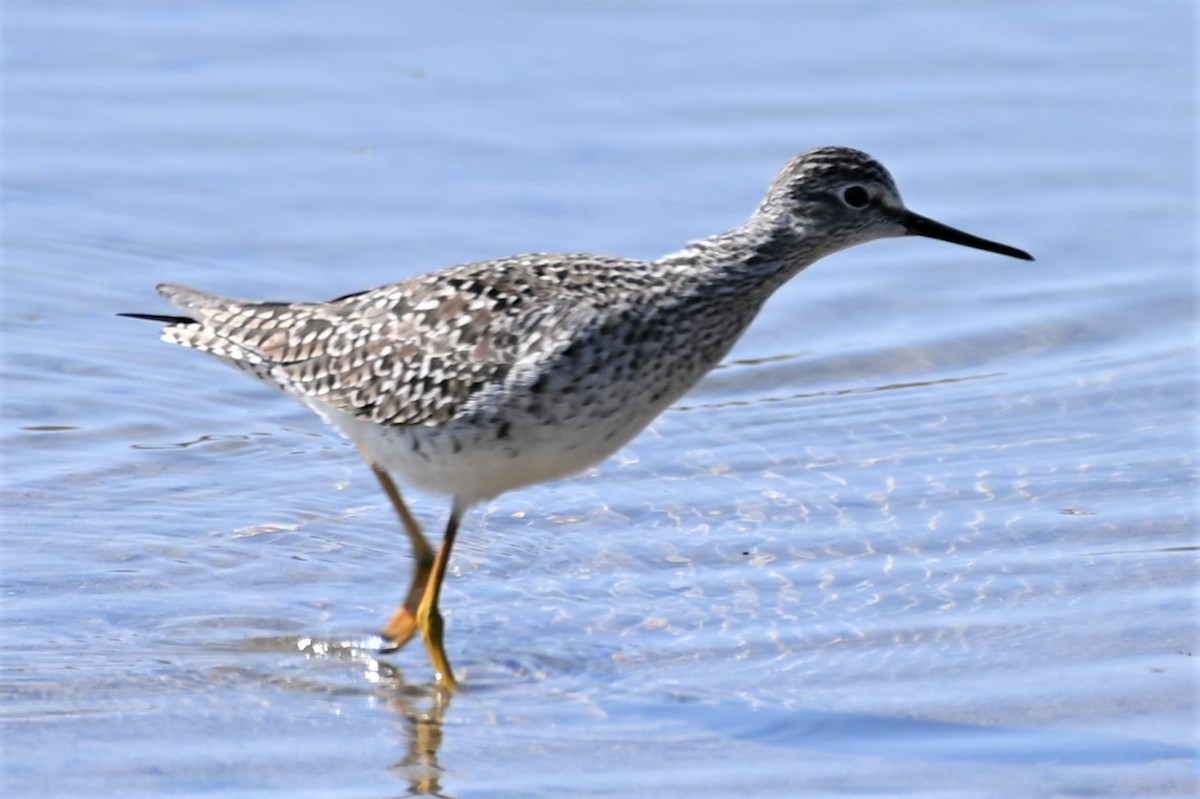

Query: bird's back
[[153, 252, 740, 424]]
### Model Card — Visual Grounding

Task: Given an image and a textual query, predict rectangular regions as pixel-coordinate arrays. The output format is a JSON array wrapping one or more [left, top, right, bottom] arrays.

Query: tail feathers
[[121, 283, 273, 371], [121, 282, 249, 327], [117, 312, 196, 325], [119, 284, 246, 326], [156, 283, 245, 315], [120, 307, 269, 369]]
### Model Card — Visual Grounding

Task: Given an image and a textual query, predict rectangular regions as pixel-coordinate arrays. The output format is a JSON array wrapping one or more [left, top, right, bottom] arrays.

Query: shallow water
[[3, 1, 1197, 797]]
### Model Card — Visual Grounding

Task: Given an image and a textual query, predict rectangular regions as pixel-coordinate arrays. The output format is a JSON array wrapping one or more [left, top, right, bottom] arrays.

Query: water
[[3, 1, 1196, 796]]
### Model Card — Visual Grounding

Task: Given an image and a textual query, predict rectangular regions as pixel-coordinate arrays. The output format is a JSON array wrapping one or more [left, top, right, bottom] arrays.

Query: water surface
[[3, 2, 1196, 797]]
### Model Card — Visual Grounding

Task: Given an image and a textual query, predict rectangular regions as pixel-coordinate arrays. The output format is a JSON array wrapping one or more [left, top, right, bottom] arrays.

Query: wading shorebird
[[122, 147, 1033, 688]]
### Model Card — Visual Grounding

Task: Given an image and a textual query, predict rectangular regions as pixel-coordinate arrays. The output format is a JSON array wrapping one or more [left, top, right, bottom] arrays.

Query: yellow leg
[[366, 463, 434, 651], [416, 502, 464, 689]]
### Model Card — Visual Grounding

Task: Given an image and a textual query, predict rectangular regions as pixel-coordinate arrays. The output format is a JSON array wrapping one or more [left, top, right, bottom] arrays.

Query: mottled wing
[[151, 256, 635, 427]]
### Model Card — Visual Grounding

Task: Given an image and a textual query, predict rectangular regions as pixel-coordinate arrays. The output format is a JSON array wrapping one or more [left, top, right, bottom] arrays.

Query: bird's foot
[[378, 607, 421, 653]]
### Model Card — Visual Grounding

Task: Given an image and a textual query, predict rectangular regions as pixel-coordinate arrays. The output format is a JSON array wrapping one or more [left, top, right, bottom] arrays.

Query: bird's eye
[[841, 186, 870, 208]]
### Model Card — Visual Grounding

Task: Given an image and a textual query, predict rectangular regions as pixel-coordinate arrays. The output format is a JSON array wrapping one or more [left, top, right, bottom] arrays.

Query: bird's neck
[[655, 215, 821, 301]]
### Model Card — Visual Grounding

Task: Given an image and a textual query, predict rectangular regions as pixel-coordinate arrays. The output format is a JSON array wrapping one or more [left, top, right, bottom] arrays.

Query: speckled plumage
[[124, 146, 1032, 687], [150, 249, 776, 502]]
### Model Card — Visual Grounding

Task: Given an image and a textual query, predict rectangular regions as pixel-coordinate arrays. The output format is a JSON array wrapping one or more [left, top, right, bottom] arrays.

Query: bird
[[121, 146, 1033, 689]]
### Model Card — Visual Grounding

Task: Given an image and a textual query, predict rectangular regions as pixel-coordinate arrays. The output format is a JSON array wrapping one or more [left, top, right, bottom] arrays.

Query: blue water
[[3, 2, 1196, 797]]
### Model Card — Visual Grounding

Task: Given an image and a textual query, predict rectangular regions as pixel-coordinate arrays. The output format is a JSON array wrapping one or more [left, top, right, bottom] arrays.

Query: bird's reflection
[[288, 636, 457, 798], [382, 674, 453, 798]]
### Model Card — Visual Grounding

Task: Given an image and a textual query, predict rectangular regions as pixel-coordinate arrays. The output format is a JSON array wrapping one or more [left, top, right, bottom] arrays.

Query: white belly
[[315, 392, 672, 505]]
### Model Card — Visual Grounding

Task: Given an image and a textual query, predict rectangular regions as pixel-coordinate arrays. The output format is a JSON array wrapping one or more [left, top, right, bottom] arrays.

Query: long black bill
[[901, 210, 1034, 261]]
